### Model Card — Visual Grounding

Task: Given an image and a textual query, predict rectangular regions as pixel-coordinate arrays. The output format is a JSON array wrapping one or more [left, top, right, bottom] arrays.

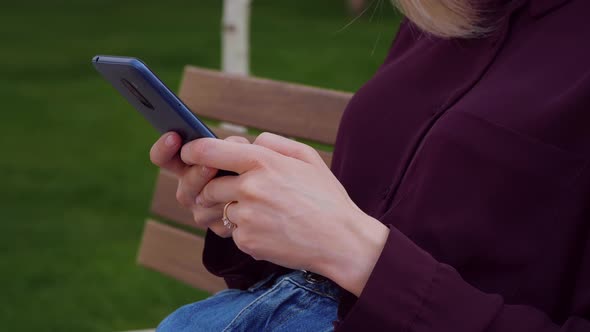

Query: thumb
[[224, 135, 250, 144]]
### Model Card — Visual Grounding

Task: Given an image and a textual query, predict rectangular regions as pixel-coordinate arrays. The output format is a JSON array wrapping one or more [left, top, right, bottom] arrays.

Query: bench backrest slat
[[137, 220, 226, 293], [178, 66, 352, 145], [150, 170, 195, 228]]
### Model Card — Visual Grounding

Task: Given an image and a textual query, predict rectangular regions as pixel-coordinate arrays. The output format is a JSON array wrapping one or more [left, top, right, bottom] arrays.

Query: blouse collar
[[481, 0, 572, 17], [528, 0, 572, 17]]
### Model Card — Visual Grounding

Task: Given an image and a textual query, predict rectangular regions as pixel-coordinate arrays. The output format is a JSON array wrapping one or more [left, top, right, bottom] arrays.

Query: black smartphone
[[92, 55, 235, 176]]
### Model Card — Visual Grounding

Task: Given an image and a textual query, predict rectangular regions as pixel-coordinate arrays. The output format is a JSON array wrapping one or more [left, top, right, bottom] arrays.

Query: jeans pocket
[[247, 273, 277, 292]]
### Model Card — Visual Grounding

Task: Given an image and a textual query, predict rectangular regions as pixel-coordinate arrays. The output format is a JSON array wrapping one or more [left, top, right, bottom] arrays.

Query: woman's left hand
[[180, 132, 389, 296]]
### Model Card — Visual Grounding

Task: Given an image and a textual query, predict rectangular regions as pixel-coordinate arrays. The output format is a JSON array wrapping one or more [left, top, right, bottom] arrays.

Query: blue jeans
[[157, 270, 340, 331]]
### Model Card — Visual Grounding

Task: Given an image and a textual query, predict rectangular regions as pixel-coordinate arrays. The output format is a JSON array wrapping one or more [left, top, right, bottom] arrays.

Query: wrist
[[317, 211, 390, 296]]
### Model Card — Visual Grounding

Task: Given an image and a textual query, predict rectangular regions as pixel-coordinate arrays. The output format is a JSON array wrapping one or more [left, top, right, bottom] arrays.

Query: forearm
[[316, 212, 390, 297]]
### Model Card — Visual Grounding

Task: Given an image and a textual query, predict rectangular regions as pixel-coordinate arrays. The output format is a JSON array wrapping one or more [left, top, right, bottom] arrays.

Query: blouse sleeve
[[336, 226, 590, 332], [202, 229, 289, 290]]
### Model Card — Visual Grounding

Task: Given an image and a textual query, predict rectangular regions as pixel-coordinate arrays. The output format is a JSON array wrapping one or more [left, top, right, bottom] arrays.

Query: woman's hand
[[149, 132, 248, 238], [180, 132, 390, 296]]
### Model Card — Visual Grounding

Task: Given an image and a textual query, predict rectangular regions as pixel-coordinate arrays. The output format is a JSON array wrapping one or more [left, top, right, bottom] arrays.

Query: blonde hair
[[392, 0, 492, 38]]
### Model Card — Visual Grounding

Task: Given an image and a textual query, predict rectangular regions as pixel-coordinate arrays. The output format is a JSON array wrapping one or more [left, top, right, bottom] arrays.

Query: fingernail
[[195, 195, 202, 206], [201, 166, 211, 177], [165, 135, 176, 147]]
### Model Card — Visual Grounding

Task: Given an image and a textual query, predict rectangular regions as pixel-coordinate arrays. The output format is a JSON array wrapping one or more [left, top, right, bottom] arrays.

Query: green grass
[[0, 1, 401, 330]]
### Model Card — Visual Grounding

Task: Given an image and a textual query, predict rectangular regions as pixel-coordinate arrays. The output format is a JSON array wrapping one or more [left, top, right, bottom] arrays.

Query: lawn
[[0, 1, 400, 330]]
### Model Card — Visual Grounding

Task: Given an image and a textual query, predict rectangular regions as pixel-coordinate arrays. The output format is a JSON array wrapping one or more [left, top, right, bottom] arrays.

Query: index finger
[[180, 138, 271, 174], [150, 132, 186, 176]]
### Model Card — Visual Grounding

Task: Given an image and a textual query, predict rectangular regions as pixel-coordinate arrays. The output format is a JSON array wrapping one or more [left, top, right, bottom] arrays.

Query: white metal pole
[[222, 0, 252, 76]]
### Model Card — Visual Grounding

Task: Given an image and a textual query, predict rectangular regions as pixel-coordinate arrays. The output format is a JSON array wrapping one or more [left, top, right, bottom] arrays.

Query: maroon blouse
[[203, 0, 590, 330]]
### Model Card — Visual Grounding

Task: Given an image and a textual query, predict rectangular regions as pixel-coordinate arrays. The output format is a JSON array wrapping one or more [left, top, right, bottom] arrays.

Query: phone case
[[93, 55, 235, 177]]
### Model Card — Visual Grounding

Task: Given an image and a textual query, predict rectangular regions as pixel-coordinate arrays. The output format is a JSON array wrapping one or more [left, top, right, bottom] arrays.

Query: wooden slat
[[150, 170, 195, 228], [137, 220, 226, 293], [178, 66, 352, 145], [151, 128, 333, 228]]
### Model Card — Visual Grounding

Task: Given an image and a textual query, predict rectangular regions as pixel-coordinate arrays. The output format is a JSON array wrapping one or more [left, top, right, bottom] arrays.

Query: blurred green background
[[0, 1, 400, 330]]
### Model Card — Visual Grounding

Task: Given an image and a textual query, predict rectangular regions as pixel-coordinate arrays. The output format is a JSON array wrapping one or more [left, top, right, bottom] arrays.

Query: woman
[[153, 0, 590, 330], [348, 0, 368, 14]]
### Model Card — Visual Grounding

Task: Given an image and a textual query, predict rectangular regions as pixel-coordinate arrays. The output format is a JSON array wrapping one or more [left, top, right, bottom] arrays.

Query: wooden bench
[[137, 66, 352, 294]]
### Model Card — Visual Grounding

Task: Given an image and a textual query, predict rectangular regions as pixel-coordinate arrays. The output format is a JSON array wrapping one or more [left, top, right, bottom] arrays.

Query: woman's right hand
[[149, 132, 248, 238]]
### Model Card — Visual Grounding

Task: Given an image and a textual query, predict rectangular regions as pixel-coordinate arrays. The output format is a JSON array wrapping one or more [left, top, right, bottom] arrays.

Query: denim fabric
[[157, 271, 340, 332]]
